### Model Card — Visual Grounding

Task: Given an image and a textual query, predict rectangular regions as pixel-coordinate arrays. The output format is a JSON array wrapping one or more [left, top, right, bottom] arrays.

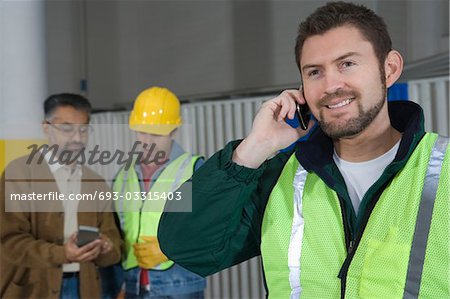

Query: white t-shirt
[[333, 140, 401, 215], [44, 150, 81, 272]]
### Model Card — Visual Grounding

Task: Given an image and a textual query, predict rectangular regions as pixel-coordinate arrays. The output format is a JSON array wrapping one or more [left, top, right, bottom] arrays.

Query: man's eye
[[342, 61, 355, 68], [80, 125, 92, 133], [60, 125, 75, 132], [308, 70, 320, 77]]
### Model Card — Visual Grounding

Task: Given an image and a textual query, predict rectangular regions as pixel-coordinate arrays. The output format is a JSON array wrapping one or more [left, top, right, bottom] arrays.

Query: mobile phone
[[296, 103, 311, 130], [77, 225, 100, 247], [295, 86, 311, 131]]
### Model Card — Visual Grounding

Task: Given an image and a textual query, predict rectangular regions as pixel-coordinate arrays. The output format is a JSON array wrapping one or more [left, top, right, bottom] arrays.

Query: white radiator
[[408, 76, 450, 137], [179, 96, 270, 158], [89, 76, 448, 298]]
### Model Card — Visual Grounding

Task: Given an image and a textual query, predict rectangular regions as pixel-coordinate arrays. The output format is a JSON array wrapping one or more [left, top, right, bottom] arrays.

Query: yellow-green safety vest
[[261, 133, 449, 298], [114, 153, 200, 270]]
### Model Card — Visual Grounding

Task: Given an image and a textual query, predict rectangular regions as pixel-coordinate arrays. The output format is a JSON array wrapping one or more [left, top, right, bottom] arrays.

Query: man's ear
[[384, 50, 403, 88]]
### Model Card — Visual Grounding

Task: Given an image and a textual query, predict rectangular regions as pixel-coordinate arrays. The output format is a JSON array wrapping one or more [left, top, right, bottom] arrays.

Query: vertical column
[[0, 0, 48, 171]]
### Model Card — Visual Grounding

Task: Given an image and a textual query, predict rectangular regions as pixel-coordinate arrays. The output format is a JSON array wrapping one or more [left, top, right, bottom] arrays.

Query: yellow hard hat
[[129, 87, 182, 135]]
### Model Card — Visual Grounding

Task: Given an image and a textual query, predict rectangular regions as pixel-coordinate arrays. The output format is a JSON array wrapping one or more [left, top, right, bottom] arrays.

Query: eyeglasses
[[46, 121, 93, 137]]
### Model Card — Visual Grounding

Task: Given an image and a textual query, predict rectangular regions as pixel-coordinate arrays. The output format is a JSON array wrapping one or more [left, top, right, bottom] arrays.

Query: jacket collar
[[295, 101, 426, 186]]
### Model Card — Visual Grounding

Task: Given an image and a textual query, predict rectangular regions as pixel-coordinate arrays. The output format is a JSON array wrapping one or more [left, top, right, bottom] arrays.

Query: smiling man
[[158, 2, 450, 298]]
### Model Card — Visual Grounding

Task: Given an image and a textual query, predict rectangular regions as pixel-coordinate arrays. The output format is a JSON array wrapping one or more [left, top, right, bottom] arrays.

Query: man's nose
[[71, 127, 83, 142], [323, 71, 345, 95]]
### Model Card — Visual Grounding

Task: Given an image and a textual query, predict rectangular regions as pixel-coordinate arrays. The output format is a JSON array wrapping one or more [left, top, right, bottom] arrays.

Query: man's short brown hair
[[295, 1, 392, 73]]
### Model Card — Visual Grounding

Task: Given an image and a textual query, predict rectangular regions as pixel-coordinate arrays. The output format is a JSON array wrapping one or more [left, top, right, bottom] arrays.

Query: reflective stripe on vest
[[403, 135, 449, 299], [261, 154, 300, 299], [262, 133, 449, 299], [114, 153, 199, 270], [288, 162, 308, 298]]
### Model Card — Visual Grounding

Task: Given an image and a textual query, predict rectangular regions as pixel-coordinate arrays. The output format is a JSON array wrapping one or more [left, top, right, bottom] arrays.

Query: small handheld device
[[295, 85, 311, 131], [77, 225, 100, 247], [296, 103, 311, 130]]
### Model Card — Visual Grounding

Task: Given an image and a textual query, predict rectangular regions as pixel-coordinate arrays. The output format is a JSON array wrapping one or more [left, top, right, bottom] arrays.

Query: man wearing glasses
[[1, 93, 121, 299]]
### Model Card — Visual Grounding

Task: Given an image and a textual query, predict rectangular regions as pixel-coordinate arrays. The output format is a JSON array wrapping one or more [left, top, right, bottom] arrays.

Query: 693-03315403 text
[[98, 191, 182, 201], [8, 191, 183, 202]]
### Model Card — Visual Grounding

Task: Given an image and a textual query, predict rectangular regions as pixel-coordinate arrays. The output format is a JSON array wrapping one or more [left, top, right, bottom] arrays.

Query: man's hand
[[233, 89, 314, 168], [99, 233, 113, 255], [64, 233, 102, 263], [133, 236, 168, 269]]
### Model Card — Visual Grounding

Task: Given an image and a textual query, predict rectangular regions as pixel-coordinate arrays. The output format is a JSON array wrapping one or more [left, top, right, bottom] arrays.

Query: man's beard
[[318, 71, 387, 139]]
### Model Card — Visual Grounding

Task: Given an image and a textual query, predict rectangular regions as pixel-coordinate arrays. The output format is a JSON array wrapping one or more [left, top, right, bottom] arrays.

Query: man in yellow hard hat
[[108, 87, 206, 298]]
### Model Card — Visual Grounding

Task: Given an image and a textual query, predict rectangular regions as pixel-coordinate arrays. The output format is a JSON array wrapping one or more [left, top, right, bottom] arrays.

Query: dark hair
[[295, 1, 392, 72], [44, 93, 92, 120]]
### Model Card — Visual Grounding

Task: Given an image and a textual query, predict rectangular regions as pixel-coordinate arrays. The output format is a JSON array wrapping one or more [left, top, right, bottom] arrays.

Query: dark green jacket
[[158, 101, 427, 279]]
